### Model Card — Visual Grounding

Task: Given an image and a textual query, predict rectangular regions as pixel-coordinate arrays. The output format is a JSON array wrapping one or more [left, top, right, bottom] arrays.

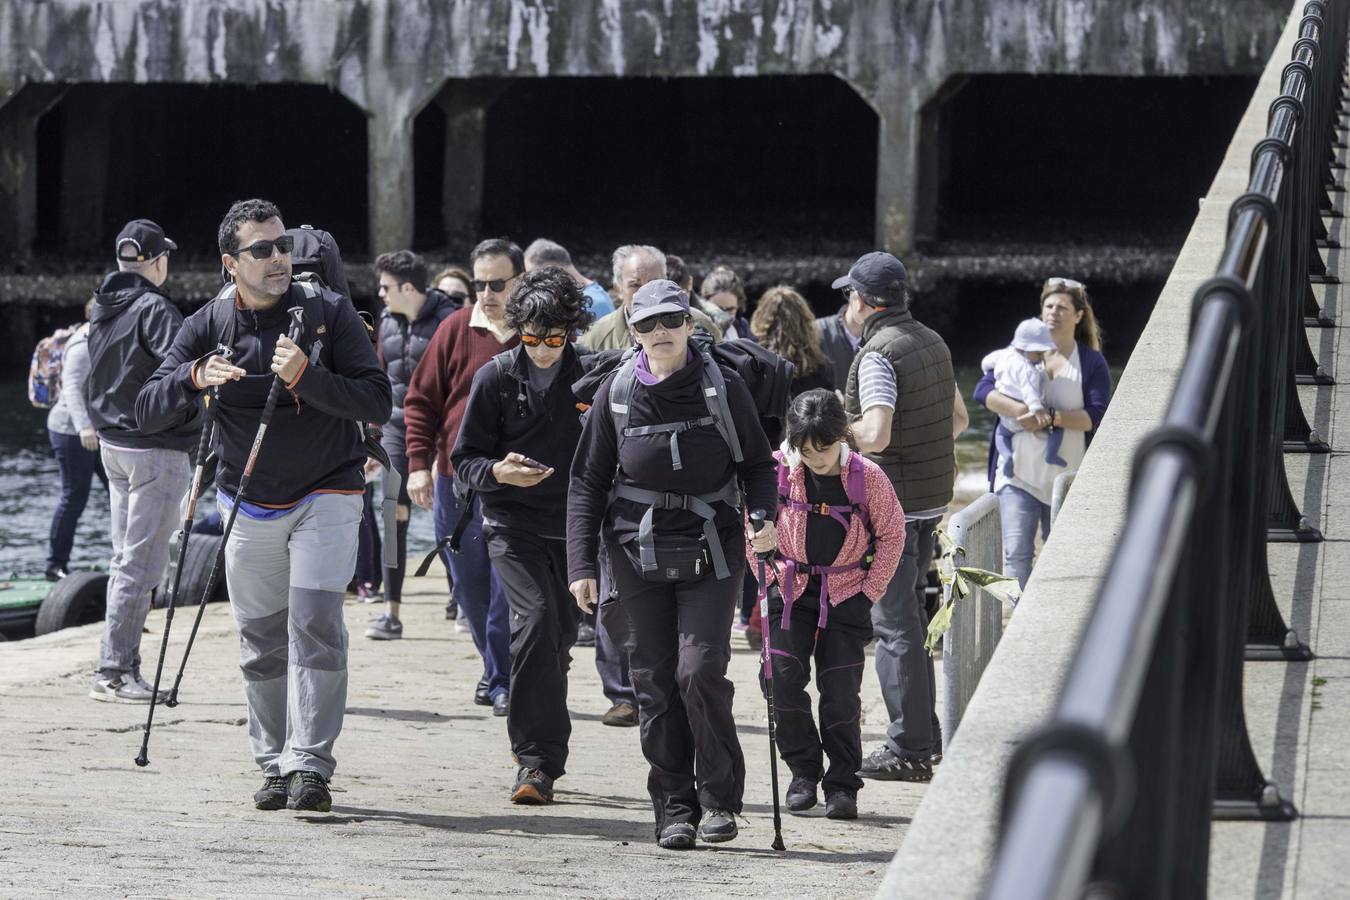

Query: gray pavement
[[0, 562, 923, 898]]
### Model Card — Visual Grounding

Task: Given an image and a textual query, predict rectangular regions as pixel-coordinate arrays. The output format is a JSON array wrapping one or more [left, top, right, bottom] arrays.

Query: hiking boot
[[785, 776, 818, 813], [510, 767, 554, 804], [364, 613, 403, 640], [601, 701, 639, 727], [286, 771, 332, 812], [575, 621, 596, 647], [657, 822, 696, 850], [253, 775, 289, 811], [89, 672, 166, 704], [857, 747, 933, 783], [825, 790, 858, 820], [492, 692, 509, 717], [698, 809, 738, 843]]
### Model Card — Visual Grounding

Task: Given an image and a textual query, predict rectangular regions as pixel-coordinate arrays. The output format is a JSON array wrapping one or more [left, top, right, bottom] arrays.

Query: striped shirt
[[858, 351, 897, 412]]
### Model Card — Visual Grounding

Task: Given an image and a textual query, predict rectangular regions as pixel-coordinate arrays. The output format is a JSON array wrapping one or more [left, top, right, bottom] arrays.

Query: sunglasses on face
[[472, 277, 514, 294], [632, 312, 690, 334], [519, 332, 567, 348], [234, 235, 295, 260]]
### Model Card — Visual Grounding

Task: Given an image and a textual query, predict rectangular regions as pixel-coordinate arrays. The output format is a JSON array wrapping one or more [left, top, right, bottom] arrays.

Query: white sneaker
[[453, 617, 470, 634], [89, 673, 167, 703]]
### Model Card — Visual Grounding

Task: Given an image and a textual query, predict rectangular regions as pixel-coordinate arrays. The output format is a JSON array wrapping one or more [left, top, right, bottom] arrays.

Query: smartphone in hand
[[519, 457, 550, 471]]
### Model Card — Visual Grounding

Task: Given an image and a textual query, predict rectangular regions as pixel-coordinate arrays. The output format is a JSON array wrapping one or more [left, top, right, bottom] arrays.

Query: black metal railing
[[986, 3, 1349, 897]]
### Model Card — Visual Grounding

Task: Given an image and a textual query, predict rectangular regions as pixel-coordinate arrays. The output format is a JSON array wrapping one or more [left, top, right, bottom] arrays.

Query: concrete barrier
[[939, 492, 1004, 746], [878, 1, 1306, 895]]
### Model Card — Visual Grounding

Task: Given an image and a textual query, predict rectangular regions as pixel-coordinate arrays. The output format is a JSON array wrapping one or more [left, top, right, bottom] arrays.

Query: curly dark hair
[[218, 199, 282, 256], [375, 249, 429, 293], [504, 266, 594, 335], [751, 285, 827, 378], [785, 389, 849, 453]]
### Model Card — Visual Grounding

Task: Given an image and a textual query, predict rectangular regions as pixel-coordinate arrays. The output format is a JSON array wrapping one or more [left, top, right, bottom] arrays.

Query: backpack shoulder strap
[[208, 284, 240, 351], [609, 353, 640, 458], [845, 451, 872, 534], [699, 350, 743, 463]]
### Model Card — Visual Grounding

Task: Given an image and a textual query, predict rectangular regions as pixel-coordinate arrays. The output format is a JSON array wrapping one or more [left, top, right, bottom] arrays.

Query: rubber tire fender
[[178, 533, 228, 607], [34, 572, 109, 636]]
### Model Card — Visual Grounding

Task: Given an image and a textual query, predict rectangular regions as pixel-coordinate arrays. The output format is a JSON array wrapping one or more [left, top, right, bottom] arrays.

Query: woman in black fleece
[[451, 267, 594, 806], [566, 279, 778, 850]]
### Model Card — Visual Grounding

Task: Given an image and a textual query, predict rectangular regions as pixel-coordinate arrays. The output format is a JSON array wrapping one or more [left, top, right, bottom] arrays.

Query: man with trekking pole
[[137, 199, 391, 812]]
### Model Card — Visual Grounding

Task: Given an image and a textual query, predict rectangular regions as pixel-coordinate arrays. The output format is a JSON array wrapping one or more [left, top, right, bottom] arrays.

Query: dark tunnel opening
[[470, 75, 878, 262], [35, 84, 368, 263], [926, 74, 1260, 248]]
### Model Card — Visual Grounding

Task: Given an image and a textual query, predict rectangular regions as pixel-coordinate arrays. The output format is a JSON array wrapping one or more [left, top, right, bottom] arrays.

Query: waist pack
[[620, 533, 711, 582]]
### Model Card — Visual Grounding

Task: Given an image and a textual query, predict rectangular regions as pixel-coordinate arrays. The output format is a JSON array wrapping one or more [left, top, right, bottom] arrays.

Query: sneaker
[[785, 776, 818, 813], [857, 746, 933, 783], [454, 616, 470, 634], [364, 613, 403, 640], [931, 735, 944, 767], [657, 822, 696, 850], [510, 767, 554, 804], [575, 621, 597, 647], [824, 790, 858, 820], [492, 692, 509, 717], [89, 673, 167, 704], [44, 564, 68, 582], [445, 598, 459, 621], [254, 775, 288, 811], [601, 701, 639, 727], [355, 582, 383, 603], [699, 809, 738, 843], [286, 771, 332, 812]]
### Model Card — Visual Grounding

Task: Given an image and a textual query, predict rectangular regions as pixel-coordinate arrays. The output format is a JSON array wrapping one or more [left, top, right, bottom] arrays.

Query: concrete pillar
[[436, 81, 509, 253], [871, 85, 923, 257], [57, 88, 115, 254], [366, 98, 419, 255], [0, 83, 66, 262]]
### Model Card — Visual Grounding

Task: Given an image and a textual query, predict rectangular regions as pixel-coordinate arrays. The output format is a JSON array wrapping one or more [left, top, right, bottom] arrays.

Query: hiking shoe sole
[[658, 825, 696, 850], [857, 766, 932, 783], [286, 792, 332, 813], [510, 783, 552, 805]]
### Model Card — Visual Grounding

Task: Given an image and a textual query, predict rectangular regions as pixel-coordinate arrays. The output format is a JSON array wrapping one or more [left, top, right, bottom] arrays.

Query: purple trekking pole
[[750, 509, 786, 852]]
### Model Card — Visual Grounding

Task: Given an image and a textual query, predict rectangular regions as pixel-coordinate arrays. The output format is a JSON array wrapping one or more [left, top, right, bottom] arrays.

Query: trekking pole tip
[[164, 692, 179, 708], [134, 753, 149, 768], [772, 836, 786, 852]]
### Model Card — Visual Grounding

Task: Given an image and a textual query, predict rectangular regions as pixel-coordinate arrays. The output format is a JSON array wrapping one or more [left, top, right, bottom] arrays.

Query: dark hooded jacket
[[86, 271, 202, 451], [377, 288, 461, 457]]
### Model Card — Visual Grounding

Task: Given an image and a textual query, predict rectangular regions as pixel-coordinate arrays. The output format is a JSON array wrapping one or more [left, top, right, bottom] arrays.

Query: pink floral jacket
[[746, 450, 905, 605]]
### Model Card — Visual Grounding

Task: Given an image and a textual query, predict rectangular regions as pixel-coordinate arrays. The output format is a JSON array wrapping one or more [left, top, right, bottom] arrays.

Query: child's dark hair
[[505, 266, 594, 335], [785, 389, 849, 451]]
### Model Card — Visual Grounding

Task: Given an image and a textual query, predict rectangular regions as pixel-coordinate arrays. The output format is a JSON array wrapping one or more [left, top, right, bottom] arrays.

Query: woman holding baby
[[973, 277, 1113, 589]]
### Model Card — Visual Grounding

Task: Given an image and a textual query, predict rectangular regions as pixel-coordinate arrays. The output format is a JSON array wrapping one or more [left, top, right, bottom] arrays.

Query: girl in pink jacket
[[747, 389, 905, 820]]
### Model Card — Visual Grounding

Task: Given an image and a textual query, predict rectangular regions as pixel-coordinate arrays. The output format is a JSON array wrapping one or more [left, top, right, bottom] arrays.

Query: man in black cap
[[85, 218, 201, 703], [835, 251, 954, 783]]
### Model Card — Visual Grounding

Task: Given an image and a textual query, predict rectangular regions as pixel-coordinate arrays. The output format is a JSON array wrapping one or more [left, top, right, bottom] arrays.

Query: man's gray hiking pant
[[99, 444, 190, 677], [221, 492, 361, 780]]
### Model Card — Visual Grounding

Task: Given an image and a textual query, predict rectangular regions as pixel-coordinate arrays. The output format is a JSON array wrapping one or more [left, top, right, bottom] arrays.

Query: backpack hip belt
[[613, 480, 742, 580]]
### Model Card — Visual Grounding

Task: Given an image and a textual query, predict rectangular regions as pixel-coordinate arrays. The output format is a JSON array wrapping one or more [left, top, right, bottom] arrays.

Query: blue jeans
[[998, 485, 1052, 591], [47, 429, 107, 568], [434, 474, 510, 698]]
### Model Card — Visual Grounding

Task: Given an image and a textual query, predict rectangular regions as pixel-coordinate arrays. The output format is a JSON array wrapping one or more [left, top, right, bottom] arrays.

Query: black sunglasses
[[234, 235, 295, 260], [632, 312, 690, 334], [472, 277, 515, 294]]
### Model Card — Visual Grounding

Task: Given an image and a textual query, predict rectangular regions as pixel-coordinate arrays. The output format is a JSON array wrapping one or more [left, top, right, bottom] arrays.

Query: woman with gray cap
[[566, 279, 778, 850]]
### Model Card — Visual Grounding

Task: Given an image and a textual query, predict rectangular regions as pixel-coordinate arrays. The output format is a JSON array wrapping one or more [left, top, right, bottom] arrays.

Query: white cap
[[1012, 318, 1056, 353]]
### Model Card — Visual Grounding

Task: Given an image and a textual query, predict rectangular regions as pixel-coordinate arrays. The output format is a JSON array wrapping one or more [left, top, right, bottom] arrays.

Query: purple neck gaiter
[[634, 348, 694, 386]]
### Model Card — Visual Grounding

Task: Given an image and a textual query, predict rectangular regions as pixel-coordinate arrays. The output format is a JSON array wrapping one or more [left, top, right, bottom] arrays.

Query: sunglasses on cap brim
[[632, 312, 691, 334]]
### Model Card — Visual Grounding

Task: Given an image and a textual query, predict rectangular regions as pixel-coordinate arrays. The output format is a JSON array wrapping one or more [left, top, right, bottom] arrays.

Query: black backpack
[[285, 225, 351, 299]]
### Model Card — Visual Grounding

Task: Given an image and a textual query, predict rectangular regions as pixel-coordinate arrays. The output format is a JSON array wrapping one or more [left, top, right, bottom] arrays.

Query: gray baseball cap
[[629, 279, 691, 325], [831, 251, 908, 306]]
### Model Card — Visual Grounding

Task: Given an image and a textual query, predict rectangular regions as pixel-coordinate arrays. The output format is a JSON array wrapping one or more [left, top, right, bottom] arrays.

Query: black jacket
[[566, 350, 777, 583], [377, 288, 461, 455], [135, 283, 392, 506], [451, 344, 593, 538], [86, 272, 202, 451]]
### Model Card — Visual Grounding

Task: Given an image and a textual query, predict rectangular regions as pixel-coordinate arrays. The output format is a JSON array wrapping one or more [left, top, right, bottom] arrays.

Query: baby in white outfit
[[981, 318, 1066, 477]]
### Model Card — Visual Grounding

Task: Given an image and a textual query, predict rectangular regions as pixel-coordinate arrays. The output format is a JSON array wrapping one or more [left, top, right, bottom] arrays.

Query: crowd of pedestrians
[[41, 203, 1111, 840]]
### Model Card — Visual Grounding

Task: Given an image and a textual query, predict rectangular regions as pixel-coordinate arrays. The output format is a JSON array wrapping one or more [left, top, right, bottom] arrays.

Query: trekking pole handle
[[750, 509, 773, 561], [286, 306, 305, 342]]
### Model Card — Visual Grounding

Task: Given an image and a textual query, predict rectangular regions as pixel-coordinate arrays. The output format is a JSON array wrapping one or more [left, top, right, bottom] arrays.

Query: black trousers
[[762, 586, 872, 795], [609, 533, 746, 836], [486, 526, 579, 779]]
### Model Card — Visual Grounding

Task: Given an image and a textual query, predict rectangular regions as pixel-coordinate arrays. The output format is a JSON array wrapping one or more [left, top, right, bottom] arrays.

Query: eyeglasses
[[519, 332, 567, 348], [632, 312, 690, 334], [472, 277, 515, 294], [1045, 277, 1084, 291], [234, 236, 295, 260]]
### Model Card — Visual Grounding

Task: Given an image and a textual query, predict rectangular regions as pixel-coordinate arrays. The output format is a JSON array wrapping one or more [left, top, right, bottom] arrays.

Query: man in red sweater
[[404, 238, 521, 714]]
